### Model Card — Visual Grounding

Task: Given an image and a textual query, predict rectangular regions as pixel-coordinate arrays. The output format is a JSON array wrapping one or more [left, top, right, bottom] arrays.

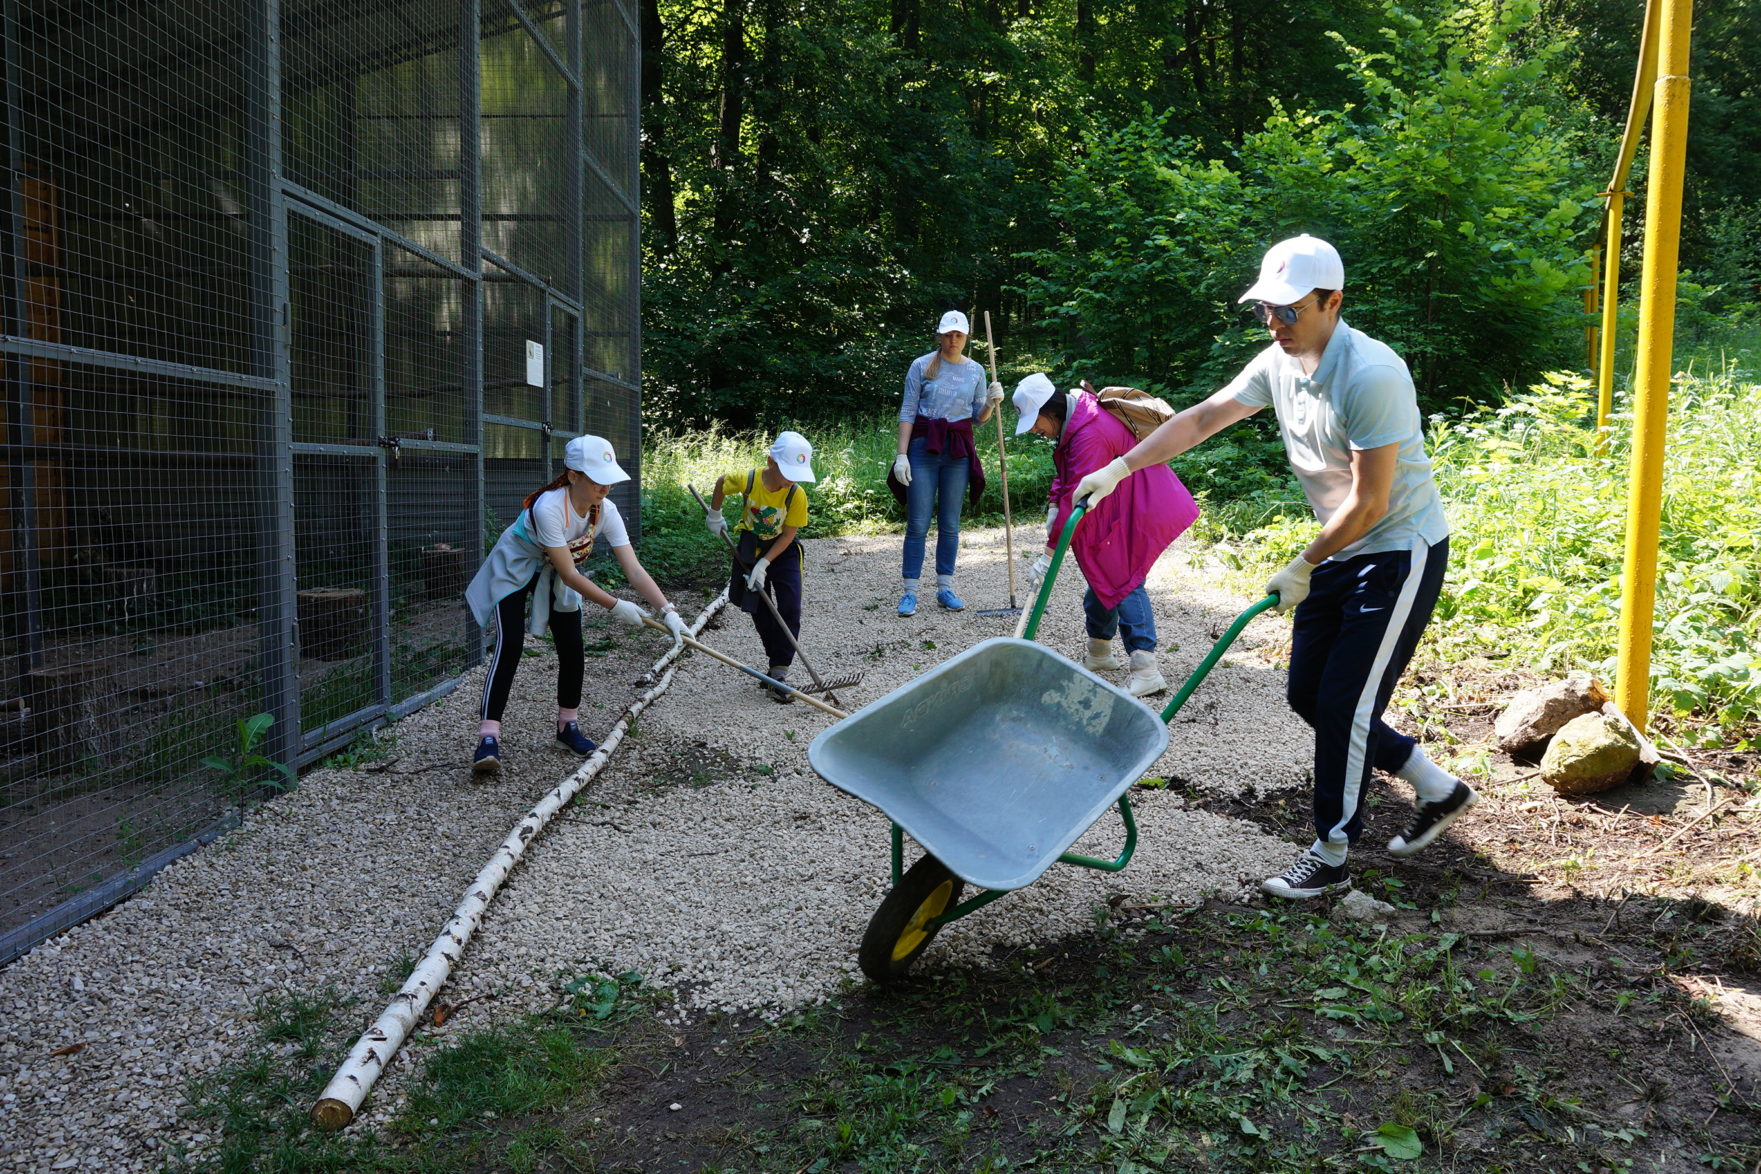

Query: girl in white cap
[[888, 310, 1004, 615], [703, 431, 816, 703], [464, 434, 686, 774]]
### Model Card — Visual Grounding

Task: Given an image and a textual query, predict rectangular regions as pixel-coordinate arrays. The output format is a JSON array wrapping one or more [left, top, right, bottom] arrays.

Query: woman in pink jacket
[[1014, 374, 1199, 697]]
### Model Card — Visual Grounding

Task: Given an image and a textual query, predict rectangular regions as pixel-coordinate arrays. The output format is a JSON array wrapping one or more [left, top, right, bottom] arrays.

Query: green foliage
[[1428, 368, 1761, 741], [201, 713, 296, 817], [1024, 0, 1598, 410], [627, 416, 1063, 590]]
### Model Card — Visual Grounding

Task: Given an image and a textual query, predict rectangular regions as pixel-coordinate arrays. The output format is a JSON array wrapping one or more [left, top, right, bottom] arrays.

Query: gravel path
[[0, 525, 1314, 1167]]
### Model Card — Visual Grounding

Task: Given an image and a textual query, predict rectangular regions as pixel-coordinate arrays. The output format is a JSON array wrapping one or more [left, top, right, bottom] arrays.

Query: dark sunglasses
[[1251, 297, 1317, 327]]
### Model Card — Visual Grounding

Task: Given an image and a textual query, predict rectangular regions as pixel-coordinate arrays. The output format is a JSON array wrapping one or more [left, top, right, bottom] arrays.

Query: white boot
[[1083, 637, 1125, 671], [1127, 650, 1167, 697]]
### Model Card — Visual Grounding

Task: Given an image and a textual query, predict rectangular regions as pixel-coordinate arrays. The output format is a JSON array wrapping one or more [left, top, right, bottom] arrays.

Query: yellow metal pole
[[1595, 189, 1626, 453], [1615, 0, 1692, 732], [1585, 243, 1601, 373]]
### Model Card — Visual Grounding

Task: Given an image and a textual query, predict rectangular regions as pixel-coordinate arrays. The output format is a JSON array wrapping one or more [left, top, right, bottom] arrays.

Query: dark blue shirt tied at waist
[[885, 417, 987, 510]]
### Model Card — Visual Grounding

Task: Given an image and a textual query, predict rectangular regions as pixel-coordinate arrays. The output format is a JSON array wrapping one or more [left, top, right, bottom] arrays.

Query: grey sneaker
[[1387, 781, 1479, 857], [1261, 850, 1350, 900]]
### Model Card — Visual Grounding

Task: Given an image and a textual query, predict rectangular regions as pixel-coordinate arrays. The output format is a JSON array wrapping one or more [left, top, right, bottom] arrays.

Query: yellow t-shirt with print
[[717, 470, 809, 542]]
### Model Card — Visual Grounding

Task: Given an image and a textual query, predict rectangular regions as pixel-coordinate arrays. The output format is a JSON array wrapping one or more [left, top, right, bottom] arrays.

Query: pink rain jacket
[[1047, 391, 1199, 609]]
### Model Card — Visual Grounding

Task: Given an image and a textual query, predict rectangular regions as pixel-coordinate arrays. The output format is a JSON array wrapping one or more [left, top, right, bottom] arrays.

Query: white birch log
[[310, 593, 729, 1131]]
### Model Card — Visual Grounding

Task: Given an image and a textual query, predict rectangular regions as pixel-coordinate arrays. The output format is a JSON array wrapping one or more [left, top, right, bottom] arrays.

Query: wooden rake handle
[[642, 616, 849, 720]]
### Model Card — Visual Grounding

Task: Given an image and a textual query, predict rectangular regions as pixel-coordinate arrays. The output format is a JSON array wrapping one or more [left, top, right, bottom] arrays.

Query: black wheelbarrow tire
[[859, 855, 964, 984]]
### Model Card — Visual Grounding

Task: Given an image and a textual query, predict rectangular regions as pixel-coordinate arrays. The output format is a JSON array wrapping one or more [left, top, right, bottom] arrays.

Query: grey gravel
[[0, 525, 1319, 1165]]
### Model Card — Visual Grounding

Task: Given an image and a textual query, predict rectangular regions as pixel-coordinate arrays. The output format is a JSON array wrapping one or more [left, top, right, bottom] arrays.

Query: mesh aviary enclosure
[[0, 0, 640, 961]]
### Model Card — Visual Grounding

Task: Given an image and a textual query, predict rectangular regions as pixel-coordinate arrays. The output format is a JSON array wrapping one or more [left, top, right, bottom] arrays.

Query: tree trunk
[[710, 0, 747, 249], [639, 0, 677, 254]]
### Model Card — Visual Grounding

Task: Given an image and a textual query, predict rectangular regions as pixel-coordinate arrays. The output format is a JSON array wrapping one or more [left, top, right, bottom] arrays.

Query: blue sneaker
[[555, 721, 596, 755], [936, 587, 965, 611], [897, 590, 918, 617], [471, 736, 501, 776]]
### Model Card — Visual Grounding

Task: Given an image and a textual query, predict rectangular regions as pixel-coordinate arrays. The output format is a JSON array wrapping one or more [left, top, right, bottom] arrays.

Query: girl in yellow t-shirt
[[703, 431, 815, 703]]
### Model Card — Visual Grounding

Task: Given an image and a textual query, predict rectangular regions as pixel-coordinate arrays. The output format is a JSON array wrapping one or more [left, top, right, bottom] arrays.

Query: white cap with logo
[[768, 430, 816, 482], [936, 310, 971, 336], [1238, 234, 1345, 306], [1012, 372, 1058, 435], [564, 434, 631, 485]]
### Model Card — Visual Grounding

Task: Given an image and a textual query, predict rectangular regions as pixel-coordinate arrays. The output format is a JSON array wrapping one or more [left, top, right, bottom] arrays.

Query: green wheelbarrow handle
[[1019, 498, 1282, 724]]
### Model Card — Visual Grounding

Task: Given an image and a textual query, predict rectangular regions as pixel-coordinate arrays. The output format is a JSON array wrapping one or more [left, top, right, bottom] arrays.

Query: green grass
[[164, 899, 1760, 1172]]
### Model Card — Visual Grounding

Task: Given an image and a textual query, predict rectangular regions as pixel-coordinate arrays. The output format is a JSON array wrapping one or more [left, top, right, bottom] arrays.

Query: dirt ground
[[554, 526, 1761, 1172]]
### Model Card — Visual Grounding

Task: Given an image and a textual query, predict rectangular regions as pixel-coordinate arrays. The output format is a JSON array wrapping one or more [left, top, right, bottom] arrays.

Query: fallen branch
[[1629, 795, 1740, 861], [310, 592, 729, 1132]]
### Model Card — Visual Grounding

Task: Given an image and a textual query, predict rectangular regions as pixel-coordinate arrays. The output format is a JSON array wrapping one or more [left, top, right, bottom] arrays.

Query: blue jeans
[[901, 435, 968, 583], [1083, 585, 1157, 653]]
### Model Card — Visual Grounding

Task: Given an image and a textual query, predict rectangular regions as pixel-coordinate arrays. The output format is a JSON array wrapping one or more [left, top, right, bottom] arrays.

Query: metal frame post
[[1594, 188, 1626, 452], [462, 0, 486, 662], [251, 0, 302, 766], [1615, 0, 1693, 732]]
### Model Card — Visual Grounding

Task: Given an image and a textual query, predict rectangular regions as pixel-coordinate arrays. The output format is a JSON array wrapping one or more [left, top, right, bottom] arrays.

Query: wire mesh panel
[[480, 2, 576, 290], [582, 0, 638, 390], [282, 0, 465, 264], [1, 0, 639, 960], [5, 0, 261, 372], [0, 361, 277, 942], [386, 244, 469, 444], [387, 453, 474, 704]]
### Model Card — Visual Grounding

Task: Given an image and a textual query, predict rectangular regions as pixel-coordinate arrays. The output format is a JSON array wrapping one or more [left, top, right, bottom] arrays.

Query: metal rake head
[[797, 670, 864, 695]]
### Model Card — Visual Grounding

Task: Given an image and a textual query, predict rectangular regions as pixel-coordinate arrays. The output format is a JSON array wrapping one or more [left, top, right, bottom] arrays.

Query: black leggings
[[479, 575, 584, 722]]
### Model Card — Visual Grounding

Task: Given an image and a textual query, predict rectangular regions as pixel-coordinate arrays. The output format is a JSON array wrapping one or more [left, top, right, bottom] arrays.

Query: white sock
[[1396, 746, 1460, 803], [901, 579, 920, 592], [936, 574, 954, 589], [1310, 839, 1348, 867]]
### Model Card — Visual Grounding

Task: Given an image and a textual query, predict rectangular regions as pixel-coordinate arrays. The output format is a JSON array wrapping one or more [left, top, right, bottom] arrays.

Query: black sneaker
[[555, 721, 597, 755], [765, 669, 795, 705], [1387, 780, 1479, 858], [1261, 850, 1350, 900], [471, 735, 501, 776]]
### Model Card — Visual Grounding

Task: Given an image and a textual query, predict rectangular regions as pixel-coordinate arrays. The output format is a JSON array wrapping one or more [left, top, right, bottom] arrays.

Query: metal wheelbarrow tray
[[808, 502, 1280, 982]]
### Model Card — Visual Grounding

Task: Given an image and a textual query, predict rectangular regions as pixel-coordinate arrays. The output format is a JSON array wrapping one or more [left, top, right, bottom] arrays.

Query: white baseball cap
[[936, 310, 971, 336], [564, 434, 631, 485], [768, 430, 816, 482], [1012, 372, 1058, 435], [1238, 234, 1345, 306]]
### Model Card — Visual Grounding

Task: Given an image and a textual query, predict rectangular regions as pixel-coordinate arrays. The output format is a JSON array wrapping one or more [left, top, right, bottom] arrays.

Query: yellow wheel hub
[[891, 879, 955, 962]]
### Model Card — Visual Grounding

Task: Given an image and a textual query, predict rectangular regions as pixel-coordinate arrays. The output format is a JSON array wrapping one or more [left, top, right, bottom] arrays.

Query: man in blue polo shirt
[[1075, 235, 1477, 899]]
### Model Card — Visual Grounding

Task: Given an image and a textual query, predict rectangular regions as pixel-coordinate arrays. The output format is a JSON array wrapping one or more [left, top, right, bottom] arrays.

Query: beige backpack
[[1080, 380, 1176, 441]]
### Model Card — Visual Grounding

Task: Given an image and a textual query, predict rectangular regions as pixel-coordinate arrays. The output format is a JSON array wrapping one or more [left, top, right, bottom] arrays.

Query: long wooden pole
[[984, 311, 1017, 610], [313, 596, 731, 1130], [645, 616, 849, 720]]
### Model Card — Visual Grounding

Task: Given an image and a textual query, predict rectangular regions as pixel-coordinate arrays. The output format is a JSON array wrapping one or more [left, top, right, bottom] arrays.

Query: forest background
[[628, 0, 1761, 740], [635, 0, 1761, 429]]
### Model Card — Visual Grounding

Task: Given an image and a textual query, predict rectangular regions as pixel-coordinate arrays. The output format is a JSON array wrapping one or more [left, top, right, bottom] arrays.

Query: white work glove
[[987, 380, 1005, 405], [1026, 551, 1052, 590], [746, 556, 770, 592], [607, 599, 648, 628], [704, 509, 728, 539], [1265, 555, 1319, 614], [663, 608, 688, 644], [891, 454, 912, 486], [1073, 456, 1130, 507]]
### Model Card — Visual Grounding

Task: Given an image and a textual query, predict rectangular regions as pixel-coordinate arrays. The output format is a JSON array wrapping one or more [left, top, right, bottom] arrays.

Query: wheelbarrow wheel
[[859, 855, 964, 984]]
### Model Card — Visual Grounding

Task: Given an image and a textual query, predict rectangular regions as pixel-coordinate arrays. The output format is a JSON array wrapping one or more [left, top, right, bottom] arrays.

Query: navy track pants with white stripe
[[1286, 536, 1449, 851]]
